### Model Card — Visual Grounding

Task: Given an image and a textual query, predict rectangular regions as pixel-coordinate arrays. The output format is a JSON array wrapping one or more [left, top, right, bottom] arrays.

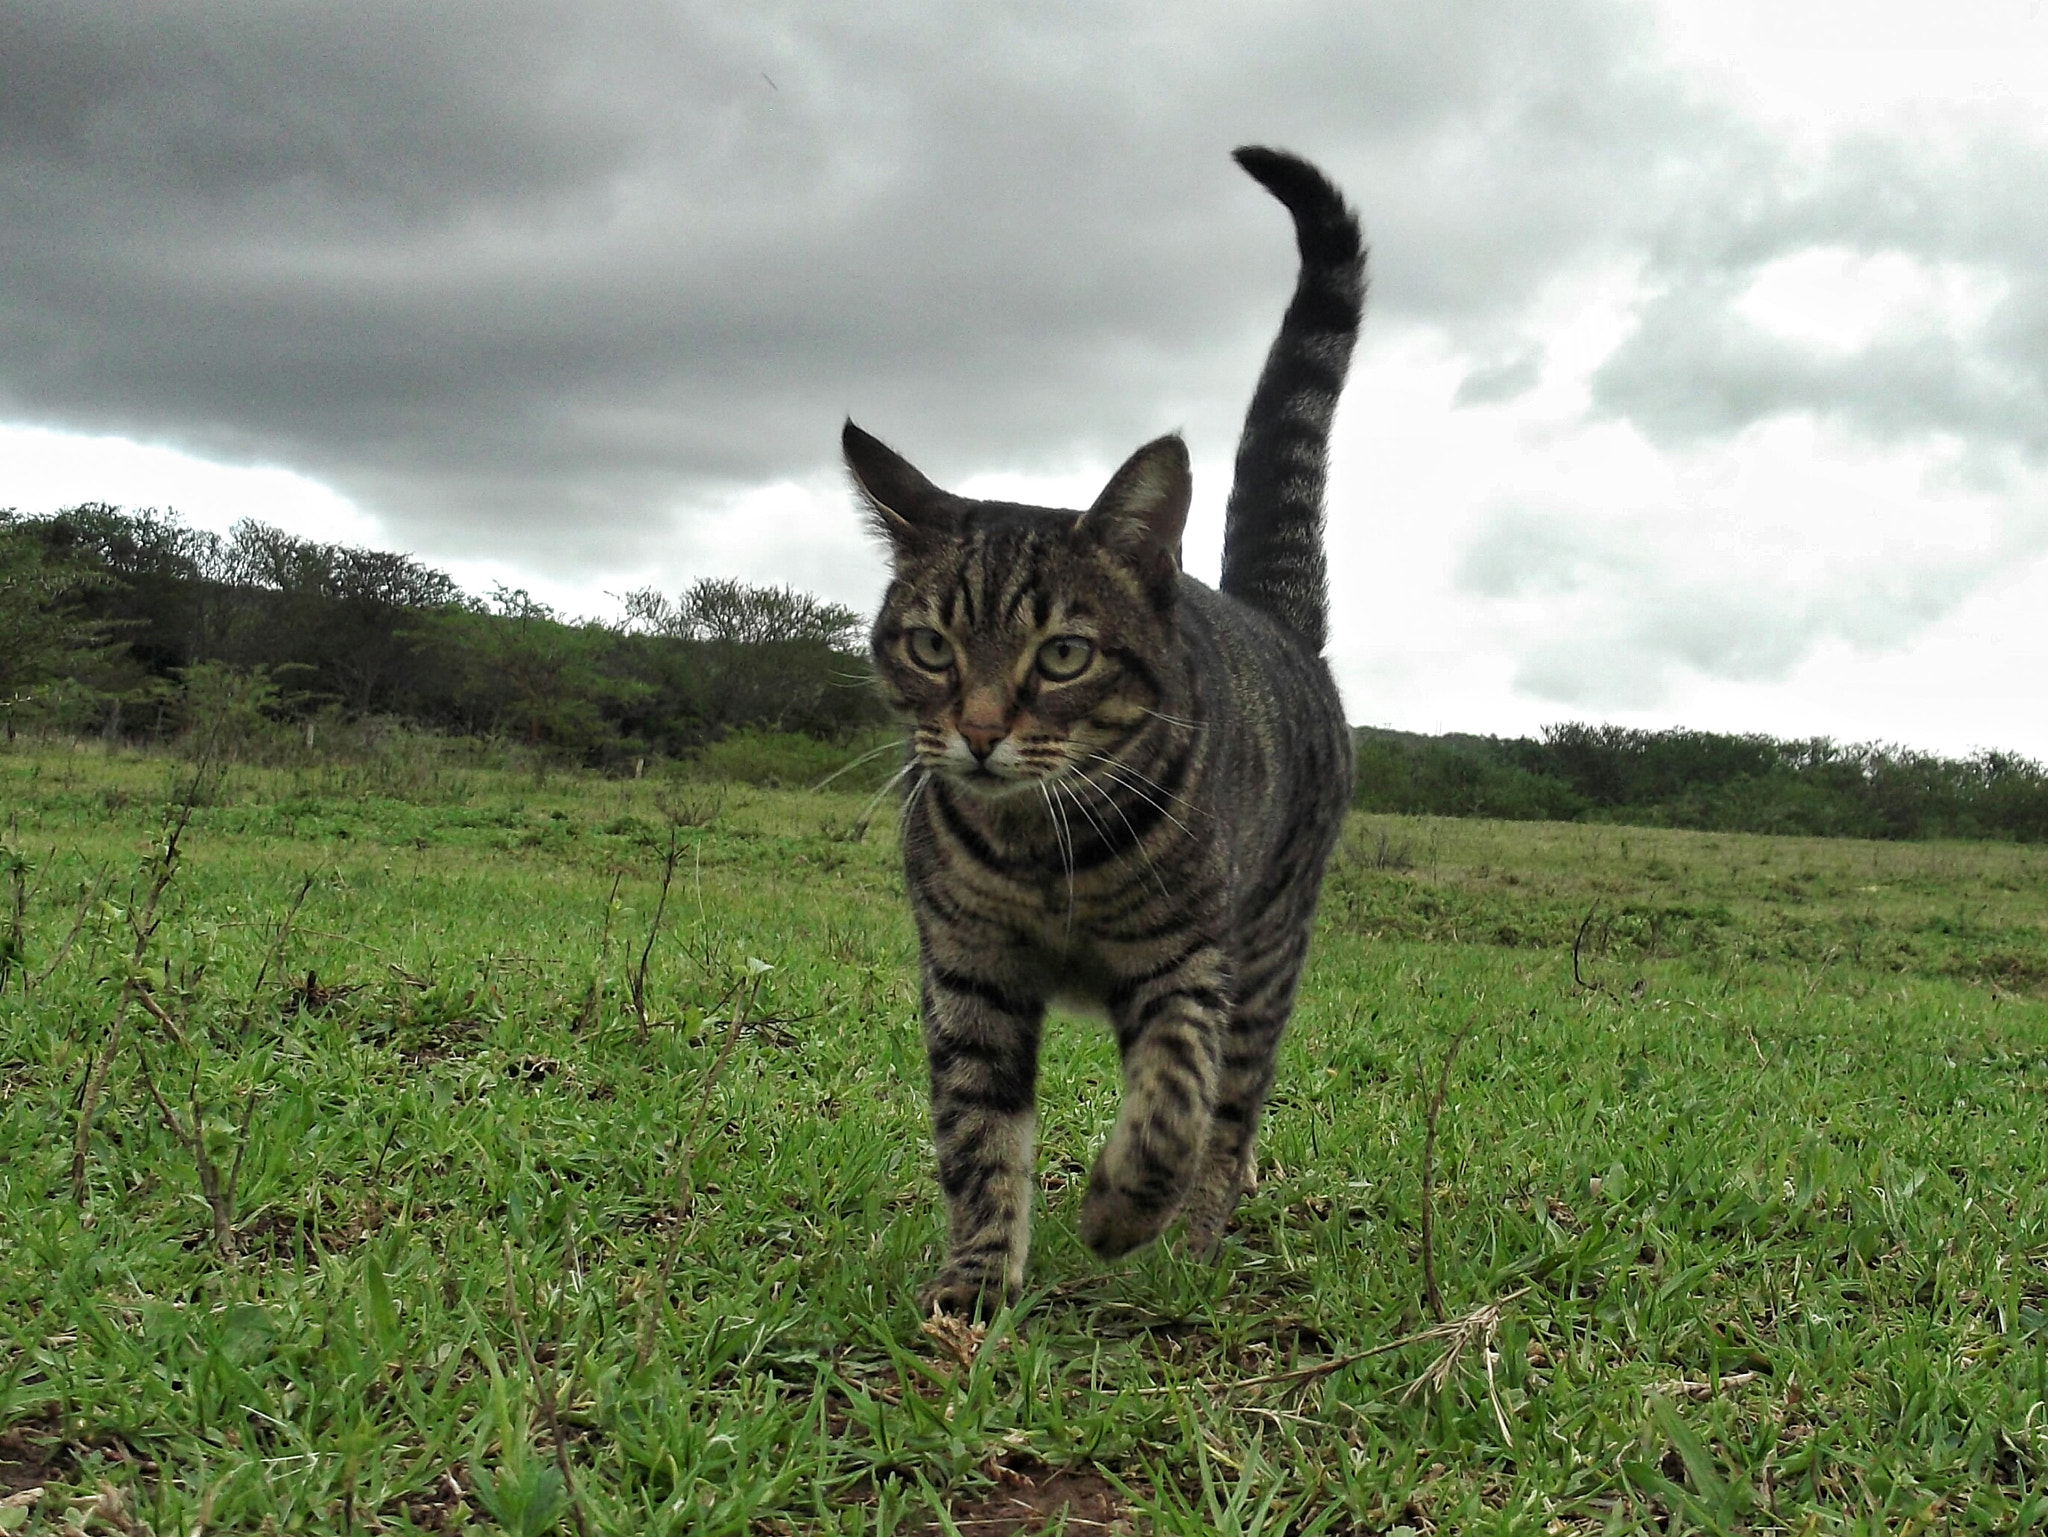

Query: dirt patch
[[397, 1016, 487, 1065], [1967, 950, 2048, 995], [0, 1411, 156, 1497], [908, 1455, 1135, 1536], [0, 1423, 60, 1499], [284, 968, 365, 1015], [231, 1195, 389, 1262], [388, 1466, 474, 1535]]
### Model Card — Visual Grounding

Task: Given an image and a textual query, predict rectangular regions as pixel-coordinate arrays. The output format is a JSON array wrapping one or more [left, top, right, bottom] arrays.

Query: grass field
[[5, 744, 2048, 1533]]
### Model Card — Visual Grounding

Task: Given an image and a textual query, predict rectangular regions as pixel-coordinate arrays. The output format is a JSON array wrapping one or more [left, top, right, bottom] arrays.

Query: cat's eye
[[906, 627, 954, 670], [1036, 636, 1094, 681]]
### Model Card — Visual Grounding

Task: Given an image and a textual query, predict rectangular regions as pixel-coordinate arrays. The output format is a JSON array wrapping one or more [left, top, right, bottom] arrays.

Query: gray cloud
[[1434, 111, 2048, 711], [1591, 131, 2048, 462], [1, 0, 1724, 575], [1593, 283, 2045, 454], [1453, 507, 1634, 598], [1458, 503, 2033, 710], [1453, 350, 1545, 409]]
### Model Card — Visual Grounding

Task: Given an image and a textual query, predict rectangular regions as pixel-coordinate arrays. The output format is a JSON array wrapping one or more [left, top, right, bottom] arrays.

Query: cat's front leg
[[1080, 945, 1230, 1259], [916, 963, 1045, 1317]]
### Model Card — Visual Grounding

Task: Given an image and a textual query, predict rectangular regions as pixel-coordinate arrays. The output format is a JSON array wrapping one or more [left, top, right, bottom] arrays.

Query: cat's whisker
[[1086, 752, 1202, 816], [899, 768, 932, 825], [808, 737, 905, 792], [1055, 774, 1155, 912], [1039, 781, 1078, 940], [1066, 764, 1173, 902], [1054, 775, 1115, 859], [849, 763, 928, 841], [1085, 760, 1197, 840], [848, 761, 914, 824]]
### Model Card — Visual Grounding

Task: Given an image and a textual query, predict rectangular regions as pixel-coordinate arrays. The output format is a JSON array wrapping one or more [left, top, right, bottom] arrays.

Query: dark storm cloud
[[7, 0, 2042, 724], [1, 0, 1719, 571]]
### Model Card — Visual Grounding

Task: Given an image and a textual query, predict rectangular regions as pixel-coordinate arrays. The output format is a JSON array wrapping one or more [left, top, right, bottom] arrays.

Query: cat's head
[[845, 421, 1190, 798]]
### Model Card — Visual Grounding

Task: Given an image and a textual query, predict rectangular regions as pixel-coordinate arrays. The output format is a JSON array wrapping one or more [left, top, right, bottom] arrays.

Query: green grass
[[4, 744, 2048, 1533]]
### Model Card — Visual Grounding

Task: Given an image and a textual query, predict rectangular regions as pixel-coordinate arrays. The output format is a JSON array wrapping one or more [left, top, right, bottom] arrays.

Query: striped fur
[[1219, 147, 1366, 652], [845, 148, 1364, 1316]]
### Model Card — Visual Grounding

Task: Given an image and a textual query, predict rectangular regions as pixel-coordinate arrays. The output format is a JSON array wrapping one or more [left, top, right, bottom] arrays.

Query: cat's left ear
[[1083, 434, 1191, 571], [843, 421, 951, 551]]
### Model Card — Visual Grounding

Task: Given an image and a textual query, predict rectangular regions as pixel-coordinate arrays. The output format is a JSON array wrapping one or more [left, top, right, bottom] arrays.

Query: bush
[[1353, 730, 1586, 821], [1354, 723, 2048, 842], [684, 729, 901, 790], [5, 506, 889, 766]]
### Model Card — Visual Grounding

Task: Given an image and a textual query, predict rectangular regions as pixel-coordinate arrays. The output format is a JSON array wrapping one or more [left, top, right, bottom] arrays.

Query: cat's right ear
[[844, 421, 946, 550]]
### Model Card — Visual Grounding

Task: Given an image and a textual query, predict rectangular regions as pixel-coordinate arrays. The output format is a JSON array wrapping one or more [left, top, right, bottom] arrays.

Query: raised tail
[[1218, 147, 1365, 652]]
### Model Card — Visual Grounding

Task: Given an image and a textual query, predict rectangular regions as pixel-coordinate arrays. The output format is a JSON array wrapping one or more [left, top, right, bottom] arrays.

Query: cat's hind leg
[[1178, 925, 1310, 1258], [1080, 943, 1230, 1259]]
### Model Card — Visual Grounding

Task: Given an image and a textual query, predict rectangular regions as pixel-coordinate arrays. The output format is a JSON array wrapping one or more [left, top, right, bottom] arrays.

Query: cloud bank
[[4, 0, 2045, 736]]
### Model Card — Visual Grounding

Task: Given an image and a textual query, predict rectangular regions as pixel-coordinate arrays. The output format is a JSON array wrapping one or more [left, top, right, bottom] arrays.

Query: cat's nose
[[959, 719, 1008, 760]]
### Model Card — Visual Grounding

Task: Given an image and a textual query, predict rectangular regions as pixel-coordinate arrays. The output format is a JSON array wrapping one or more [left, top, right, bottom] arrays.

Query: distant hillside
[[1, 503, 885, 763], [1353, 723, 2048, 842]]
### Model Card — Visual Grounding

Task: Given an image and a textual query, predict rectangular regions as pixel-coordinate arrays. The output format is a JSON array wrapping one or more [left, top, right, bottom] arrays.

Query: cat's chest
[[1005, 855, 1145, 935], [1000, 878, 1175, 1002], [909, 791, 1201, 963]]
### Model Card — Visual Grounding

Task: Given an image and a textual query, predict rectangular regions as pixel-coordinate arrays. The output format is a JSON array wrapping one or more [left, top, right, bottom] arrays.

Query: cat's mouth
[[946, 761, 1042, 799], [919, 749, 1048, 801], [913, 729, 1054, 798]]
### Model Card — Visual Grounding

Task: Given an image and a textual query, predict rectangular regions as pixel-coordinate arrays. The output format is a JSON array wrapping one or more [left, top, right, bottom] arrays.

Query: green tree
[[0, 513, 124, 738], [220, 519, 460, 711], [622, 578, 864, 650], [419, 587, 647, 758], [619, 579, 875, 737]]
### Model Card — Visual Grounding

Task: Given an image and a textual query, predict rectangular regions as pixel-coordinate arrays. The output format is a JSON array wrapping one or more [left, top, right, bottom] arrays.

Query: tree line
[[0, 503, 885, 763], [9, 502, 2045, 839], [1354, 723, 2048, 842]]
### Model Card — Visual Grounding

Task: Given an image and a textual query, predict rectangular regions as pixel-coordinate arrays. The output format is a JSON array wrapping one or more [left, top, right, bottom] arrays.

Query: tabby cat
[[843, 146, 1365, 1316]]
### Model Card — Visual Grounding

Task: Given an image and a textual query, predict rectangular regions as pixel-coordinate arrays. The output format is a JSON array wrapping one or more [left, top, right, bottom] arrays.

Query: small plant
[[469, 1388, 571, 1537], [0, 838, 28, 993], [69, 756, 215, 1203], [174, 662, 311, 763]]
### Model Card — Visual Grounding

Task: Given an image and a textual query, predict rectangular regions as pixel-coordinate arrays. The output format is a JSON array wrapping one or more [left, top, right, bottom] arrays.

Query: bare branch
[[1421, 1011, 1481, 1324], [133, 987, 245, 1253], [70, 777, 201, 1205], [631, 830, 683, 1044], [238, 873, 316, 1028], [1571, 901, 1611, 996], [638, 964, 768, 1370], [577, 871, 623, 1032], [1137, 1288, 1531, 1395], [30, 864, 113, 990]]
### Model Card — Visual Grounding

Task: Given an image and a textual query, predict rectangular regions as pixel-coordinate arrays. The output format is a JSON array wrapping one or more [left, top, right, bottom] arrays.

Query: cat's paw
[[1079, 1174, 1174, 1260], [918, 1265, 1012, 1319], [1174, 1151, 1253, 1260], [1176, 1209, 1231, 1262], [1176, 1177, 1248, 1260]]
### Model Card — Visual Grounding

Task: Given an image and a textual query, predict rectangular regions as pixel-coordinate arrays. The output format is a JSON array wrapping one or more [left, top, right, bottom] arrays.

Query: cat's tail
[[1218, 147, 1365, 653]]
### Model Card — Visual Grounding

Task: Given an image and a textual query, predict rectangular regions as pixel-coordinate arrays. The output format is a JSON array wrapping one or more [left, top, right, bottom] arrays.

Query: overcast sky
[[5, 0, 2046, 756]]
